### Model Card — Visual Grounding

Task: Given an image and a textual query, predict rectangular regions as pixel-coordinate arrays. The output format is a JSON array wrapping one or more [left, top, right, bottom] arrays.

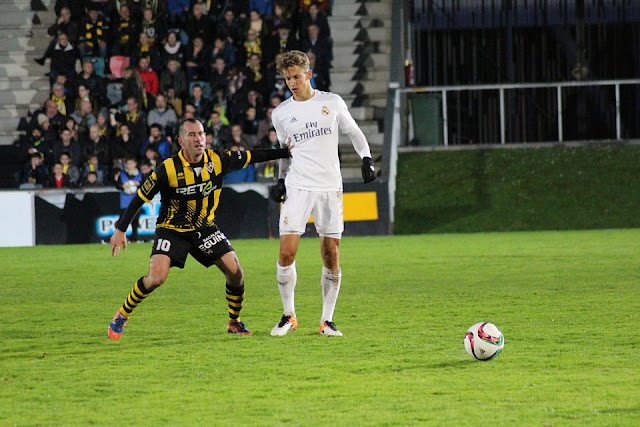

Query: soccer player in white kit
[[269, 50, 376, 336]]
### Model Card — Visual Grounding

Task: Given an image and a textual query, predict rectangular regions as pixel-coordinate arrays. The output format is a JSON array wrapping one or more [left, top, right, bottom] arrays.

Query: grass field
[[1, 229, 639, 425]]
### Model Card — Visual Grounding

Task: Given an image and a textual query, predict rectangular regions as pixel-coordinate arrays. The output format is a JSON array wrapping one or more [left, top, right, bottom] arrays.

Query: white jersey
[[271, 90, 371, 191]]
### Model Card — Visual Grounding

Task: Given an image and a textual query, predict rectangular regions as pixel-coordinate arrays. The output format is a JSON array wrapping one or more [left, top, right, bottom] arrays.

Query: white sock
[[321, 266, 341, 323], [277, 261, 297, 317]]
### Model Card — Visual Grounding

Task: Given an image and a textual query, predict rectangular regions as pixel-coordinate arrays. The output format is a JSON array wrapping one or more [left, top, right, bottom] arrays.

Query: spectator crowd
[[15, 0, 334, 190]]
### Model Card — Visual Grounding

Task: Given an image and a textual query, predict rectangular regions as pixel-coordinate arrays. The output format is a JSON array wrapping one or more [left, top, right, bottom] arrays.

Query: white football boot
[[270, 315, 298, 336], [319, 321, 343, 336]]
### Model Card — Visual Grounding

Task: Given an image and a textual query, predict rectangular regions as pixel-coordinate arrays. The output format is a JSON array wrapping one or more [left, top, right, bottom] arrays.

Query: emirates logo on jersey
[[321, 106, 330, 116]]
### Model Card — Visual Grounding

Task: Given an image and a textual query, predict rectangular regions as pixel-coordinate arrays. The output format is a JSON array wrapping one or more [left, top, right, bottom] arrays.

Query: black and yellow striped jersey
[[137, 148, 253, 231]]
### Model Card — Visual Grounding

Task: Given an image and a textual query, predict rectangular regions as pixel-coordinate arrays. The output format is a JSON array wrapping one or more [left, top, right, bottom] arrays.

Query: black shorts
[[151, 226, 234, 269]]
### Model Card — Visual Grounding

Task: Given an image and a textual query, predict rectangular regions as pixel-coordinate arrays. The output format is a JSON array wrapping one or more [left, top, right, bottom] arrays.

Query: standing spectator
[[245, 53, 268, 97], [123, 97, 148, 142], [162, 31, 185, 64], [160, 59, 187, 99], [137, 56, 160, 97], [39, 33, 81, 87], [185, 36, 212, 83], [115, 156, 143, 241], [270, 2, 294, 37], [50, 162, 73, 188], [256, 105, 275, 141], [16, 152, 49, 187], [110, 4, 138, 57], [46, 7, 78, 44], [122, 68, 147, 110], [147, 93, 178, 132], [77, 7, 108, 58], [53, 128, 83, 167], [255, 127, 280, 180]]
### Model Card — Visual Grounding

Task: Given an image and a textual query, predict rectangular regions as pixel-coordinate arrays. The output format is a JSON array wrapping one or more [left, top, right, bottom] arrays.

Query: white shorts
[[279, 187, 344, 238]]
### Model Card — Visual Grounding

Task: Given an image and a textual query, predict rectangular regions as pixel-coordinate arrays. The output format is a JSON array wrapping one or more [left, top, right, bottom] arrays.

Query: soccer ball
[[123, 180, 139, 194], [464, 322, 504, 361]]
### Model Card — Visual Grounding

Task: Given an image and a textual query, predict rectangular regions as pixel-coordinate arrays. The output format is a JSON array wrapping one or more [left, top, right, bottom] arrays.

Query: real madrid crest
[[206, 162, 214, 173], [321, 106, 330, 116]]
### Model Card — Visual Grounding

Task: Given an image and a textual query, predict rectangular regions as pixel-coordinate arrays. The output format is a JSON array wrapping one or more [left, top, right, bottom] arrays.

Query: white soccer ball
[[464, 322, 504, 361], [123, 180, 138, 194]]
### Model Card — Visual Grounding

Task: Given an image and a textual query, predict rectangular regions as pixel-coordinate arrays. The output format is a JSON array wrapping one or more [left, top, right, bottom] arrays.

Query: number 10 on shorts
[[156, 238, 171, 252]]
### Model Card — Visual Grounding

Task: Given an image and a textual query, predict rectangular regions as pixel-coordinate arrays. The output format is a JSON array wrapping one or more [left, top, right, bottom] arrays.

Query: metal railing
[[395, 79, 640, 146]]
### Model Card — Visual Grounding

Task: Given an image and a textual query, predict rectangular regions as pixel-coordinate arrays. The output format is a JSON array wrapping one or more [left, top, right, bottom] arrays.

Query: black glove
[[269, 178, 286, 203], [361, 157, 376, 183]]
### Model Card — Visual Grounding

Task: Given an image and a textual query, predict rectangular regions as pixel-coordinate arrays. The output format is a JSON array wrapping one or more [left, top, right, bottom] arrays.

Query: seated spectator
[[50, 162, 72, 188], [210, 57, 230, 94], [160, 59, 187, 99], [255, 127, 280, 181], [211, 36, 236, 67], [245, 9, 270, 41], [242, 29, 263, 66], [47, 7, 79, 45], [213, 102, 230, 125], [167, 0, 190, 29], [132, 33, 163, 75], [143, 145, 161, 169], [217, 9, 243, 51], [263, 23, 297, 66], [147, 93, 178, 132], [81, 152, 108, 185], [245, 53, 268, 97], [82, 171, 104, 187], [121, 67, 147, 109], [162, 31, 185, 65], [227, 123, 251, 150], [308, 49, 330, 91], [250, 1, 273, 17], [53, 128, 82, 167], [299, 0, 330, 13], [269, 93, 283, 108], [223, 144, 256, 183], [110, 4, 138, 57], [70, 100, 97, 143], [76, 60, 107, 107], [182, 103, 196, 119], [141, 6, 167, 47], [205, 110, 231, 149], [53, 72, 76, 100], [50, 82, 74, 117], [39, 33, 81, 87], [187, 2, 214, 45], [139, 160, 154, 180], [59, 152, 81, 186], [84, 124, 112, 169], [165, 87, 183, 117], [96, 108, 115, 142], [61, 116, 80, 144], [187, 84, 213, 121], [140, 123, 172, 160], [256, 105, 275, 141], [121, 96, 148, 142], [270, 2, 294, 37], [137, 56, 160, 97], [185, 36, 212, 83], [14, 124, 53, 163], [16, 152, 49, 187], [111, 122, 141, 169], [299, 2, 330, 41], [227, 65, 249, 106], [300, 23, 333, 66], [74, 83, 101, 116], [241, 106, 260, 148], [77, 7, 108, 58]]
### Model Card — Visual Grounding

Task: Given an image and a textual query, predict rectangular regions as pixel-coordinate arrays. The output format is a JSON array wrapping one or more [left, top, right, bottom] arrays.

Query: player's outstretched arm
[[111, 229, 128, 257]]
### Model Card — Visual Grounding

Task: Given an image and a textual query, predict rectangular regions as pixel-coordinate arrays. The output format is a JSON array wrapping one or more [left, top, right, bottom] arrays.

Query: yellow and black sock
[[119, 277, 151, 317], [226, 283, 244, 322]]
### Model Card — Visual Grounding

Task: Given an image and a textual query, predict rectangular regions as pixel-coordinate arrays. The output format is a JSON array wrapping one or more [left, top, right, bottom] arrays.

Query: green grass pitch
[[1, 229, 639, 425]]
